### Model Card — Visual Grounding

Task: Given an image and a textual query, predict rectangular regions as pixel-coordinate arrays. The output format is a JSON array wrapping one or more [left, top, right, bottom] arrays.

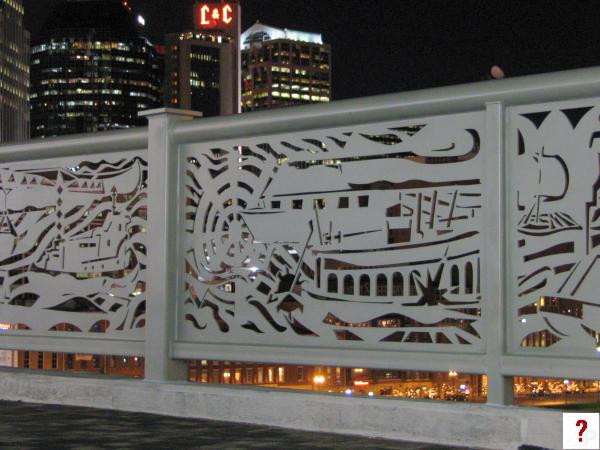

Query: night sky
[[22, 0, 600, 101]]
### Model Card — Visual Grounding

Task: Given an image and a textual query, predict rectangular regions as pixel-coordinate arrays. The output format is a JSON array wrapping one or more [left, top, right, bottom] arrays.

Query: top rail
[[173, 67, 600, 144], [0, 127, 148, 163]]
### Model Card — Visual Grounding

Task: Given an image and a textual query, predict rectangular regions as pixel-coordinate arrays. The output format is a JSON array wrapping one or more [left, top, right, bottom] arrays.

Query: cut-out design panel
[[0, 156, 147, 338], [510, 101, 600, 355], [183, 113, 485, 351]]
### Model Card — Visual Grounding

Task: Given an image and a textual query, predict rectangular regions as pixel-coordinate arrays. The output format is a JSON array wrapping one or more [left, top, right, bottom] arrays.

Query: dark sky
[[22, 0, 600, 100]]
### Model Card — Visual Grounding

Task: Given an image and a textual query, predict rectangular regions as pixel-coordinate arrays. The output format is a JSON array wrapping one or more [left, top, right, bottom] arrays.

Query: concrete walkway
[[0, 400, 471, 449]]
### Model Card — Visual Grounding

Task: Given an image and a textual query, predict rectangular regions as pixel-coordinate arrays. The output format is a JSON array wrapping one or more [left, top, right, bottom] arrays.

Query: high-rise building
[[240, 23, 331, 112], [0, 0, 29, 143], [164, 1, 240, 117], [30, 0, 162, 138]]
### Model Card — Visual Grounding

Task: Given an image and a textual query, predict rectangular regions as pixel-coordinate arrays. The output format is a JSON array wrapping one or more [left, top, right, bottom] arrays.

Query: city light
[[137, 15, 145, 26], [344, 389, 352, 396], [313, 375, 325, 384]]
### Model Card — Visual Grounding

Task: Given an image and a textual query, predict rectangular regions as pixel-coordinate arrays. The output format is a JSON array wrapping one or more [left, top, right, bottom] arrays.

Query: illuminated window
[[327, 274, 338, 293], [360, 275, 370, 296], [465, 262, 474, 294], [392, 273, 404, 296], [451, 265, 460, 289], [376, 274, 387, 296], [343, 275, 354, 295]]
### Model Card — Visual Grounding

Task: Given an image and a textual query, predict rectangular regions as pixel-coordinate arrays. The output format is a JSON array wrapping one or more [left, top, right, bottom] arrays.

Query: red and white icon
[[563, 413, 599, 449]]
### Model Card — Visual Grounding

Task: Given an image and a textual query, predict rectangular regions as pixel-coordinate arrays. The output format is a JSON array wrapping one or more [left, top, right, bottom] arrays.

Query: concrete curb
[[0, 368, 562, 449]]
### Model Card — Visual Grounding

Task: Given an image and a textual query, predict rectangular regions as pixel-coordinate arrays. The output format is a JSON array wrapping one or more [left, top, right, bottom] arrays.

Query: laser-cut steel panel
[[0, 153, 147, 340], [181, 112, 485, 352], [508, 100, 600, 357]]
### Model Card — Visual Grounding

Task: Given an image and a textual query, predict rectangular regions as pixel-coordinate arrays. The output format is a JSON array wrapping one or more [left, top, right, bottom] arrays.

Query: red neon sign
[[194, 3, 235, 30]]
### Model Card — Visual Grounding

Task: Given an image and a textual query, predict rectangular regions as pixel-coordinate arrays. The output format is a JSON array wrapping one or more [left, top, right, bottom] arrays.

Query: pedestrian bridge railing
[[2, 67, 600, 405]]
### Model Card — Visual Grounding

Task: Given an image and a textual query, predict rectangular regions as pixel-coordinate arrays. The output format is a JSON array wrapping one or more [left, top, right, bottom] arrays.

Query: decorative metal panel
[[182, 112, 485, 351], [0, 154, 147, 339], [509, 100, 600, 356]]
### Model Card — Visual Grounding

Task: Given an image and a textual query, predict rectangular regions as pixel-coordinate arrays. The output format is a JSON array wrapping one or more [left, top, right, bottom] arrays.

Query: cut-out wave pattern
[[183, 114, 485, 349], [0, 156, 147, 337], [512, 102, 600, 355]]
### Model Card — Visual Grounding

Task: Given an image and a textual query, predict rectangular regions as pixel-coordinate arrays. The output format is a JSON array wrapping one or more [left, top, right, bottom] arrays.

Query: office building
[[241, 22, 331, 112], [164, 1, 240, 117], [0, 0, 29, 142], [30, 0, 162, 138]]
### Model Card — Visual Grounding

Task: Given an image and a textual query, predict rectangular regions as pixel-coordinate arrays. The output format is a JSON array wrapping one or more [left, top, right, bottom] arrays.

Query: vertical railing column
[[140, 108, 202, 382], [483, 101, 514, 405]]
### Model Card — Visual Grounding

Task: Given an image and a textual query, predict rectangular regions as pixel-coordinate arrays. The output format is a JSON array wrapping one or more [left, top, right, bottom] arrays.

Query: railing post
[[140, 108, 202, 382], [483, 101, 514, 405]]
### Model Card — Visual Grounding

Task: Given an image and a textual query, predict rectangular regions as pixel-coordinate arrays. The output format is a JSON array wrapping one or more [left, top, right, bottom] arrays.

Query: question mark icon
[[576, 419, 588, 442]]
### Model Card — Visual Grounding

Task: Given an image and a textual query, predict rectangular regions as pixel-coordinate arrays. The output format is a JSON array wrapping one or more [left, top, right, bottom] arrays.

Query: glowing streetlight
[[313, 375, 325, 391]]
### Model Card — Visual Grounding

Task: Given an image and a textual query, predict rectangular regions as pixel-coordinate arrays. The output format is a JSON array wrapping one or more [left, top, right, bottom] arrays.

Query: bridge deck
[[0, 400, 468, 449]]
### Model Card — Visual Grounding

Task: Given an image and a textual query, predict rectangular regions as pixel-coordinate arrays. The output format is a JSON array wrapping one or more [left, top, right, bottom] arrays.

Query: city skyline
[[21, 0, 600, 101]]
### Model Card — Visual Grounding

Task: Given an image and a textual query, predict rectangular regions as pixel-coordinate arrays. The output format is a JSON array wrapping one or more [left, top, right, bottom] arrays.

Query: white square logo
[[563, 413, 600, 449]]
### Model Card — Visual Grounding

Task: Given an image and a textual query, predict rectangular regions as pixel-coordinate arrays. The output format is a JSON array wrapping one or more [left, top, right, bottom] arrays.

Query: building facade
[[241, 22, 331, 112], [164, 1, 240, 117], [15, 350, 144, 378], [0, 0, 29, 142], [30, 0, 161, 138]]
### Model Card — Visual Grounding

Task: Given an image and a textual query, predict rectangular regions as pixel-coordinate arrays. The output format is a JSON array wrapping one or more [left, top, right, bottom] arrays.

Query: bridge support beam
[[483, 101, 513, 406], [140, 108, 202, 382]]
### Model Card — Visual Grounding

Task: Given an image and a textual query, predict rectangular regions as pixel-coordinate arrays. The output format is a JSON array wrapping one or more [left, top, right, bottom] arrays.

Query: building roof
[[241, 22, 323, 50], [36, 0, 141, 42]]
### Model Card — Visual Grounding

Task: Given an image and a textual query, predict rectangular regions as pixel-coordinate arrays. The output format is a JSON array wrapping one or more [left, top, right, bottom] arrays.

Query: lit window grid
[[30, 35, 161, 138], [0, 0, 29, 142], [241, 39, 331, 112]]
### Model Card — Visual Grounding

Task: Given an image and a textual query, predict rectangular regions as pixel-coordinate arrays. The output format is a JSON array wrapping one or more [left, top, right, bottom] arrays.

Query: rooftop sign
[[194, 3, 235, 31]]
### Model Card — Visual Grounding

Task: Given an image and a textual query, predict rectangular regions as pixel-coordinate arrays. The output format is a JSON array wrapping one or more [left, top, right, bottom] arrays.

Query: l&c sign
[[194, 3, 235, 30]]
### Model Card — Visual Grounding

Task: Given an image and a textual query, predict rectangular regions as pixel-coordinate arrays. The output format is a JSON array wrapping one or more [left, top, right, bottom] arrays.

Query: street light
[[448, 371, 458, 400], [313, 375, 325, 391]]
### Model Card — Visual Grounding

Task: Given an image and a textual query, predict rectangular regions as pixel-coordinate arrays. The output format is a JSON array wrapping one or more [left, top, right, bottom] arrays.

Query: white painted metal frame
[[168, 67, 600, 404], [0, 68, 599, 406], [0, 130, 148, 356]]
